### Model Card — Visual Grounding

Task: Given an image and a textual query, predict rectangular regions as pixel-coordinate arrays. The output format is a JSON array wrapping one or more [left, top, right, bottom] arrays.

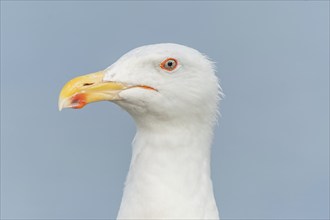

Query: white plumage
[[59, 43, 222, 219]]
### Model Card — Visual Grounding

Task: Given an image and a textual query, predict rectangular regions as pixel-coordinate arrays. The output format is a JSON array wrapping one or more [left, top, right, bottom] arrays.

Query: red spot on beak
[[71, 93, 87, 109]]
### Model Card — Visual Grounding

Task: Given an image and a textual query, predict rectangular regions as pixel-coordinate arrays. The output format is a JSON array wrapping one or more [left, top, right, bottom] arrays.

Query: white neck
[[117, 119, 219, 219]]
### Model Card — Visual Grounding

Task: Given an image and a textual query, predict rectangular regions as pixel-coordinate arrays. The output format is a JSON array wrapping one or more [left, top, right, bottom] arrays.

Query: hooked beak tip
[[58, 99, 65, 111], [58, 97, 70, 111]]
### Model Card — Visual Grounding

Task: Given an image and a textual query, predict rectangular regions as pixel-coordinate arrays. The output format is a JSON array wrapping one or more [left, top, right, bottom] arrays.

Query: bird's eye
[[160, 58, 178, 71]]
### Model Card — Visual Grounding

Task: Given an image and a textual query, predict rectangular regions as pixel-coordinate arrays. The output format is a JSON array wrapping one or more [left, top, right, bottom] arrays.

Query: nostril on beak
[[83, 83, 94, 86]]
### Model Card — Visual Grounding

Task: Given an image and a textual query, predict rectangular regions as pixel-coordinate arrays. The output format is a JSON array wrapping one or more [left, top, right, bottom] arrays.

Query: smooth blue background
[[1, 1, 329, 219]]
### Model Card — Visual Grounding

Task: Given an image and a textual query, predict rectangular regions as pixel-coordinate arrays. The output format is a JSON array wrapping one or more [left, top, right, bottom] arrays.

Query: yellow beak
[[58, 71, 128, 111]]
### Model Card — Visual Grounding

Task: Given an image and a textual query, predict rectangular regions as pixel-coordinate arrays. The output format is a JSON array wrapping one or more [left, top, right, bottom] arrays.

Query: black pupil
[[167, 61, 173, 67]]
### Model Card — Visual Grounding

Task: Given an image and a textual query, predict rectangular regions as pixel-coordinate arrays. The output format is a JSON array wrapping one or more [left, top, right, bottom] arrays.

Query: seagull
[[58, 43, 222, 219]]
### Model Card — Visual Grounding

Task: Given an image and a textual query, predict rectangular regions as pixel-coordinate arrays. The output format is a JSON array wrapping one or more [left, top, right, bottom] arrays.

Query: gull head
[[59, 43, 221, 124]]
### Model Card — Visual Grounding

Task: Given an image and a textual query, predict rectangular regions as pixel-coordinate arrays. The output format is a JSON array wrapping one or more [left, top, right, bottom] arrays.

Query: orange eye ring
[[160, 58, 178, 71]]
